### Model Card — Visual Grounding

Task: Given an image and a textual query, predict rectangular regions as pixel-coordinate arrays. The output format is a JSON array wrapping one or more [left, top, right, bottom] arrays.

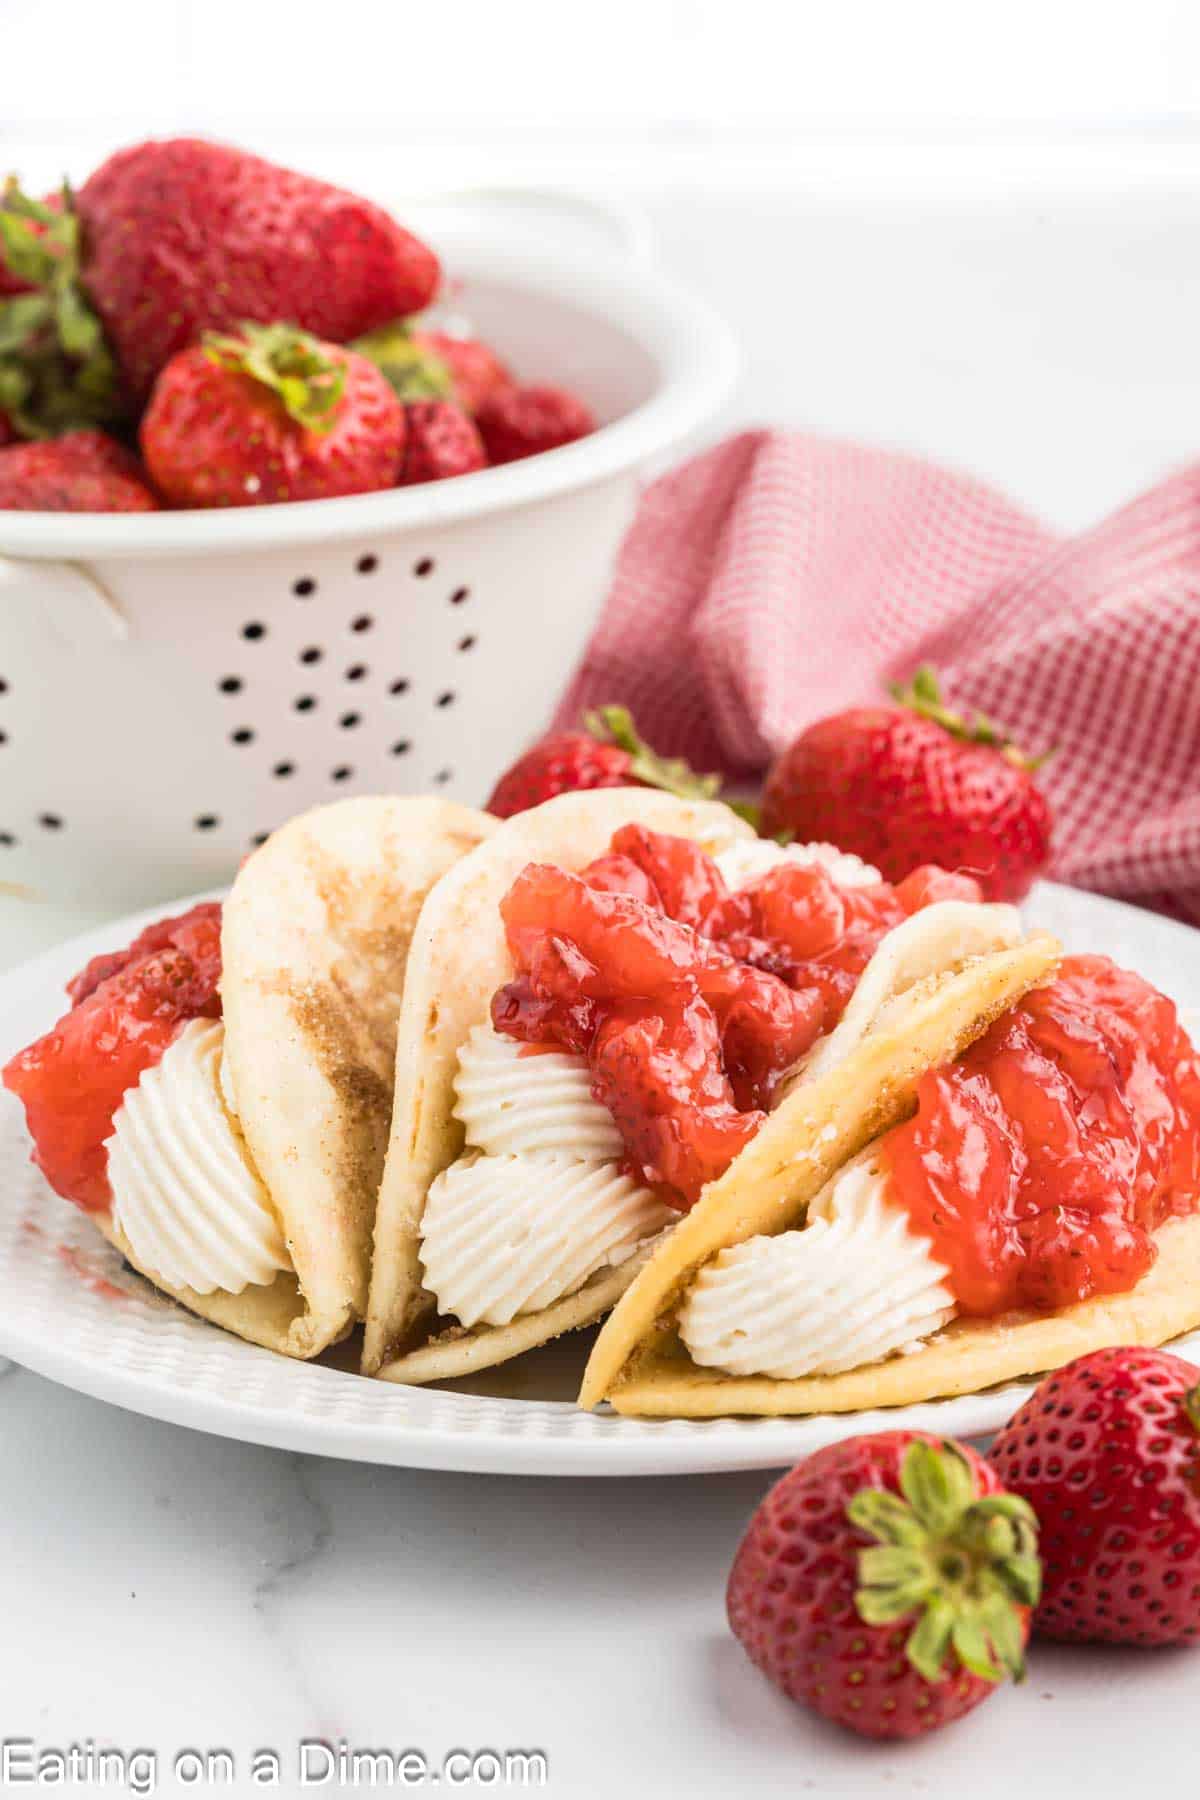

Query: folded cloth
[[557, 431, 1200, 925]]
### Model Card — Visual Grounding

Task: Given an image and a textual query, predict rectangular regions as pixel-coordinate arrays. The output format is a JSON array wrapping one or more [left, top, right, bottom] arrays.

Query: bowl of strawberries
[[0, 138, 736, 907]]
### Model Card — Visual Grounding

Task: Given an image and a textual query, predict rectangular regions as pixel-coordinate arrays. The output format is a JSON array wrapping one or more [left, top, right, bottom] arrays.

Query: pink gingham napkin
[[557, 432, 1200, 925]]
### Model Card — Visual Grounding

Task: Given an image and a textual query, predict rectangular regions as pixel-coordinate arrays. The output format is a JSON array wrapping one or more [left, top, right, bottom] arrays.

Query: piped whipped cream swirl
[[454, 1024, 623, 1160], [420, 1153, 671, 1328], [419, 1023, 671, 1327], [678, 1155, 955, 1379], [107, 1019, 292, 1296]]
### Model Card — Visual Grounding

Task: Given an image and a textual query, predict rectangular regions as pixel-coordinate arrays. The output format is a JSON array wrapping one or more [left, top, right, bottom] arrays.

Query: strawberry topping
[[491, 827, 976, 1208], [2, 903, 223, 1212], [883, 954, 1200, 1314]]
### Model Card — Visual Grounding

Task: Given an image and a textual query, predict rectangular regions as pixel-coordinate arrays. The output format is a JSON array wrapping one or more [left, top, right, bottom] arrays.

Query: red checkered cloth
[[557, 431, 1200, 925]]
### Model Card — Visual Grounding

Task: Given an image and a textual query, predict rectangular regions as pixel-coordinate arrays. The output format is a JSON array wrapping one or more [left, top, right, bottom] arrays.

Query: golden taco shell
[[364, 788, 751, 1382], [579, 930, 1061, 1411], [101, 795, 494, 1360]]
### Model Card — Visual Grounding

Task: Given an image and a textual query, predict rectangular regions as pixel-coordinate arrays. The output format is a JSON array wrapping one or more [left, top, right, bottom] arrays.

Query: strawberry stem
[[889, 665, 1052, 773], [849, 1440, 1040, 1687], [0, 178, 124, 439], [204, 322, 347, 433], [585, 704, 724, 805], [352, 320, 454, 401]]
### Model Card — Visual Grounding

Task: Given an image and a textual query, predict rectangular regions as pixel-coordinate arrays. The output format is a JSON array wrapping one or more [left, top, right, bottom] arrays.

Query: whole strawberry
[[990, 1346, 1200, 1646], [476, 382, 596, 465], [399, 401, 487, 485], [414, 330, 513, 415], [727, 1433, 1039, 1742], [0, 429, 158, 512], [487, 705, 721, 818], [78, 138, 441, 403], [140, 323, 405, 508], [761, 667, 1052, 902]]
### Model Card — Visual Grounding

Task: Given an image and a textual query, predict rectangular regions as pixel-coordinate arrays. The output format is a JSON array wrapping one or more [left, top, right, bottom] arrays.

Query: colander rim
[[0, 228, 738, 561]]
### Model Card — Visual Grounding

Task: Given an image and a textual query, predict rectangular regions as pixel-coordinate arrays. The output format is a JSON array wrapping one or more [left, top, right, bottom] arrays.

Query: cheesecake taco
[[581, 942, 1200, 1418], [364, 786, 1033, 1385], [3, 796, 495, 1358]]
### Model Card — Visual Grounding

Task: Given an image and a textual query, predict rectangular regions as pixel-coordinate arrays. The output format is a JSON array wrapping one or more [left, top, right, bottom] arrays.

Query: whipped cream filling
[[418, 1021, 671, 1328], [678, 1155, 956, 1379], [454, 1023, 623, 1160], [420, 1153, 673, 1328], [106, 1019, 293, 1296], [713, 838, 881, 891]]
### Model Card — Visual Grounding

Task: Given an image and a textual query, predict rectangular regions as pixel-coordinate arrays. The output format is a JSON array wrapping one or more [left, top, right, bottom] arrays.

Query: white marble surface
[[5, 151, 1200, 1795]]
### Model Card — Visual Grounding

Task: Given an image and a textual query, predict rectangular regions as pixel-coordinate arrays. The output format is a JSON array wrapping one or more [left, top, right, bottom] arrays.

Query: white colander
[[0, 194, 736, 909]]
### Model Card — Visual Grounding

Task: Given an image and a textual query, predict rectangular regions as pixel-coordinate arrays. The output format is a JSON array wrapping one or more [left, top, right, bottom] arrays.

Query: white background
[[5, 6, 1200, 1796], [8, 0, 1200, 531]]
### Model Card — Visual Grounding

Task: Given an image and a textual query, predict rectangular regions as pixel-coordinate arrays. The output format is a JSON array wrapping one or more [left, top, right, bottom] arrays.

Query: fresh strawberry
[[760, 667, 1053, 902], [989, 1346, 1200, 1646], [487, 705, 721, 819], [476, 382, 595, 465], [77, 138, 441, 403], [0, 182, 123, 438], [413, 329, 513, 415], [727, 1432, 1039, 1742], [398, 400, 487, 485], [140, 323, 405, 508], [0, 429, 158, 511], [0, 413, 15, 447]]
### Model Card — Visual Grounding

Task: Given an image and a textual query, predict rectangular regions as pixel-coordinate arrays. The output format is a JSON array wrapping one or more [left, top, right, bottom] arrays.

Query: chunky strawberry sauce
[[883, 955, 1200, 1316], [3, 903, 222, 1212], [492, 826, 979, 1208]]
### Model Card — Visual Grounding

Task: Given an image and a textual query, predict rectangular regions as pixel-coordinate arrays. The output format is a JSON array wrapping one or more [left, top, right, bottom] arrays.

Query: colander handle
[[0, 555, 129, 647]]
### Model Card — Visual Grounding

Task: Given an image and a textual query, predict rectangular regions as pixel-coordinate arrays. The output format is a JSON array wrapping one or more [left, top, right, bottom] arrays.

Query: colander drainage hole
[[0, 677, 8, 692], [390, 740, 411, 757], [299, 646, 323, 665], [332, 765, 353, 782], [0, 832, 15, 847], [39, 813, 63, 831], [219, 676, 243, 694], [345, 663, 368, 682], [294, 695, 317, 713], [458, 634, 476, 651], [292, 577, 316, 598], [242, 621, 266, 641], [436, 690, 455, 708], [389, 678, 409, 695], [231, 728, 255, 745], [449, 586, 469, 606], [356, 554, 378, 575], [340, 712, 362, 729], [351, 614, 374, 634], [434, 768, 453, 785], [273, 762, 295, 779], [251, 831, 269, 847], [414, 557, 435, 578], [194, 814, 219, 831]]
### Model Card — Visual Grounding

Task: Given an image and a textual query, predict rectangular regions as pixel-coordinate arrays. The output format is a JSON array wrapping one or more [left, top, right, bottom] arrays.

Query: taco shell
[[365, 788, 752, 1381], [99, 795, 495, 1360], [579, 929, 1062, 1410]]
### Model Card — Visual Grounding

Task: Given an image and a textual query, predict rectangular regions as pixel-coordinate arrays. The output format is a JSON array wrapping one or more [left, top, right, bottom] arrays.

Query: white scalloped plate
[[1, 881, 1197, 1475]]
